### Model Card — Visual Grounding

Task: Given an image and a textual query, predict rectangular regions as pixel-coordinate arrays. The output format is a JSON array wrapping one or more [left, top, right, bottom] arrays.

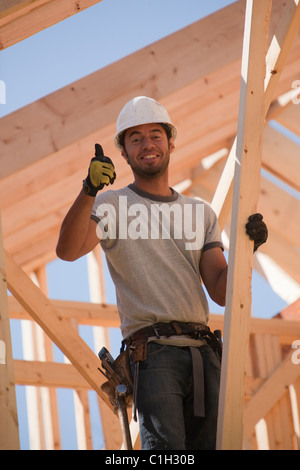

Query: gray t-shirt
[[91, 184, 223, 340]]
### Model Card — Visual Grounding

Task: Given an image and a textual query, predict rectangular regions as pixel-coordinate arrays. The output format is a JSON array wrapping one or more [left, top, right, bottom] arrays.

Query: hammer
[[115, 384, 133, 450]]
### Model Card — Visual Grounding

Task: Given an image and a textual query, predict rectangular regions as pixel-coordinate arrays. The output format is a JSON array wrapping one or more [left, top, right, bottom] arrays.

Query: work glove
[[82, 144, 116, 196], [245, 213, 268, 252]]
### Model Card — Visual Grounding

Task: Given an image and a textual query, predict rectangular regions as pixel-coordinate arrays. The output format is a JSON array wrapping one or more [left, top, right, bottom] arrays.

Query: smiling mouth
[[140, 154, 159, 161]]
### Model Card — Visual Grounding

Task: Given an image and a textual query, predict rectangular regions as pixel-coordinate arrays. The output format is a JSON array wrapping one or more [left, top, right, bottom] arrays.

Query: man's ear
[[121, 147, 129, 163], [169, 138, 175, 153]]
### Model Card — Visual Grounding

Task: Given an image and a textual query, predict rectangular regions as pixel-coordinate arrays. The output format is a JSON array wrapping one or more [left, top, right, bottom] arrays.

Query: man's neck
[[132, 176, 172, 197]]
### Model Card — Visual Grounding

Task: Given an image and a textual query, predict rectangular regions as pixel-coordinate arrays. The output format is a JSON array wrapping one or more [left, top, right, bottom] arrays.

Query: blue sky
[[1, 0, 289, 450]]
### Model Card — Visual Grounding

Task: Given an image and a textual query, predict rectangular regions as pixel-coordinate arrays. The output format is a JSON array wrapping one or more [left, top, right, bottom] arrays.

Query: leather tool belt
[[122, 321, 222, 420], [122, 321, 222, 362]]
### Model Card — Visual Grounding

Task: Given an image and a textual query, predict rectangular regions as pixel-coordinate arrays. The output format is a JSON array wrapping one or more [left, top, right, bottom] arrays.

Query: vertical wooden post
[[0, 209, 20, 450], [212, 0, 300, 232], [34, 266, 61, 449], [216, 0, 272, 450]]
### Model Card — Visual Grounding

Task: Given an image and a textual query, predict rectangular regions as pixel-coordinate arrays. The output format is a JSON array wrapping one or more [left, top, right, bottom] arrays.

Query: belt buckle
[[193, 323, 206, 331], [190, 323, 205, 340], [152, 324, 161, 339]]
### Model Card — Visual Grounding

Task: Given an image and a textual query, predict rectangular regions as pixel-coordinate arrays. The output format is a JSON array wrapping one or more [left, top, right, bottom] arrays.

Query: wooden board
[[216, 0, 272, 450]]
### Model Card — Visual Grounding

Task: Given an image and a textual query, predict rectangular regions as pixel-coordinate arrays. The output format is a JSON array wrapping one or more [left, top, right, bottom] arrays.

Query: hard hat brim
[[114, 122, 177, 151]]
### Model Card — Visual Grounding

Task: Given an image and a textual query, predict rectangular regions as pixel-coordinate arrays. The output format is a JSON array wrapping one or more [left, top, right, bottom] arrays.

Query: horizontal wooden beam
[[0, 0, 103, 50], [14, 359, 89, 389], [11, 359, 289, 408], [8, 296, 120, 327], [10, 298, 299, 345], [13, 318, 300, 392]]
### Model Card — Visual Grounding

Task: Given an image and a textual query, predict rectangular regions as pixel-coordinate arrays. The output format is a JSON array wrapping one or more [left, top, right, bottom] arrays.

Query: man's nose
[[142, 137, 155, 149]]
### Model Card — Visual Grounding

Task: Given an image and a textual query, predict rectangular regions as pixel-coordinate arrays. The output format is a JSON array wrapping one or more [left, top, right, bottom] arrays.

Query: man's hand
[[245, 213, 268, 252], [83, 144, 116, 196]]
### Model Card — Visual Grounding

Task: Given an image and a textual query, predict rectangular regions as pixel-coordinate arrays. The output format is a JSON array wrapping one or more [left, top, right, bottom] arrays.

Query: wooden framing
[[216, 0, 272, 450], [7, 307, 300, 450], [4, 250, 113, 411], [0, 0, 299, 450], [212, 0, 300, 230], [216, 0, 300, 449], [0, 0, 104, 50], [1, 2, 299, 274], [0, 211, 19, 450]]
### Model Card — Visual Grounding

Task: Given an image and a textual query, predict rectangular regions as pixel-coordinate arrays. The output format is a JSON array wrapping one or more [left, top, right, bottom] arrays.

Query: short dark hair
[[159, 123, 173, 140]]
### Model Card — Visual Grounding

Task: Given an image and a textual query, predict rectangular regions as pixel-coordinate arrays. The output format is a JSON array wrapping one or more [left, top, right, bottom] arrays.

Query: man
[[56, 96, 267, 450]]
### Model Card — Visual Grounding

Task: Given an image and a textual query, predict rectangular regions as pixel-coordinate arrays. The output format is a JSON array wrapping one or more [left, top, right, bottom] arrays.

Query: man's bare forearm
[[212, 265, 228, 307], [56, 190, 96, 261]]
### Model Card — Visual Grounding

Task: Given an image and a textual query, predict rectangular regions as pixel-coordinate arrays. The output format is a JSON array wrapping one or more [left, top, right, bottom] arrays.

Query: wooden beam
[[211, 137, 237, 230], [13, 358, 124, 450], [275, 100, 300, 136], [255, 250, 300, 304], [257, 233, 300, 287], [8, 302, 300, 346], [257, 177, 300, 248], [264, 0, 300, 116], [262, 125, 300, 192], [0, 211, 20, 450], [0, 0, 103, 50], [192, 165, 300, 289], [1, 3, 299, 271], [33, 265, 61, 450], [244, 348, 300, 439], [13, 317, 300, 390], [266, 89, 300, 122], [191, 153, 300, 253], [1, 0, 289, 179], [14, 359, 93, 389], [209, 315, 300, 348], [8, 296, 120, 327], [216, 0, 272, 450], [279, 298, 300, 321], [211, 0, 300, 229], [3, 250, 113, 411], [251, 334, 296, 449]]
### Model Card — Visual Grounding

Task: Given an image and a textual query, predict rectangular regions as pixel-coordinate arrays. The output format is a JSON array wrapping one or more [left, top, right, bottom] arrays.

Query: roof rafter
[[0, 0, 103, 50]]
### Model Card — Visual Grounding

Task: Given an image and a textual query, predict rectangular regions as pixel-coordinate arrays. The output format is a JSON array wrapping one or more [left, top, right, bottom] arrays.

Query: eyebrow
[[128, 127, 163, 138]]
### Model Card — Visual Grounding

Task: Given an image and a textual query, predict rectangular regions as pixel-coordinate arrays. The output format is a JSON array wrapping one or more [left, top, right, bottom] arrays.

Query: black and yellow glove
[[83, 144, 116, 196], [245, 213, 268, 252]]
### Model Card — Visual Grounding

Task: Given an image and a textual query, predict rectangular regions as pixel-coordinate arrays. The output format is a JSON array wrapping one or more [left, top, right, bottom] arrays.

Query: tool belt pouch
[[128, 334, 149, 363], [100, 349, 133, 409]]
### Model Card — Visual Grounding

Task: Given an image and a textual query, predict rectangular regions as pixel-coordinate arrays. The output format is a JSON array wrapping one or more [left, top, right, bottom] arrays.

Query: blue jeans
[[132, 342, 221, 450]]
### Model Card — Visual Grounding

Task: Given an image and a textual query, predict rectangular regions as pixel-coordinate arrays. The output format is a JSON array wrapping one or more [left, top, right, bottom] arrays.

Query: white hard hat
[[114, 96, 177, 150]]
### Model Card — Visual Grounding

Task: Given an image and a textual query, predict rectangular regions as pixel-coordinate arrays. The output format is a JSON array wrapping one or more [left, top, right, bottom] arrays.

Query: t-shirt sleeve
[[202, 204, 224, 252], [90, 194, 102, 223]]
